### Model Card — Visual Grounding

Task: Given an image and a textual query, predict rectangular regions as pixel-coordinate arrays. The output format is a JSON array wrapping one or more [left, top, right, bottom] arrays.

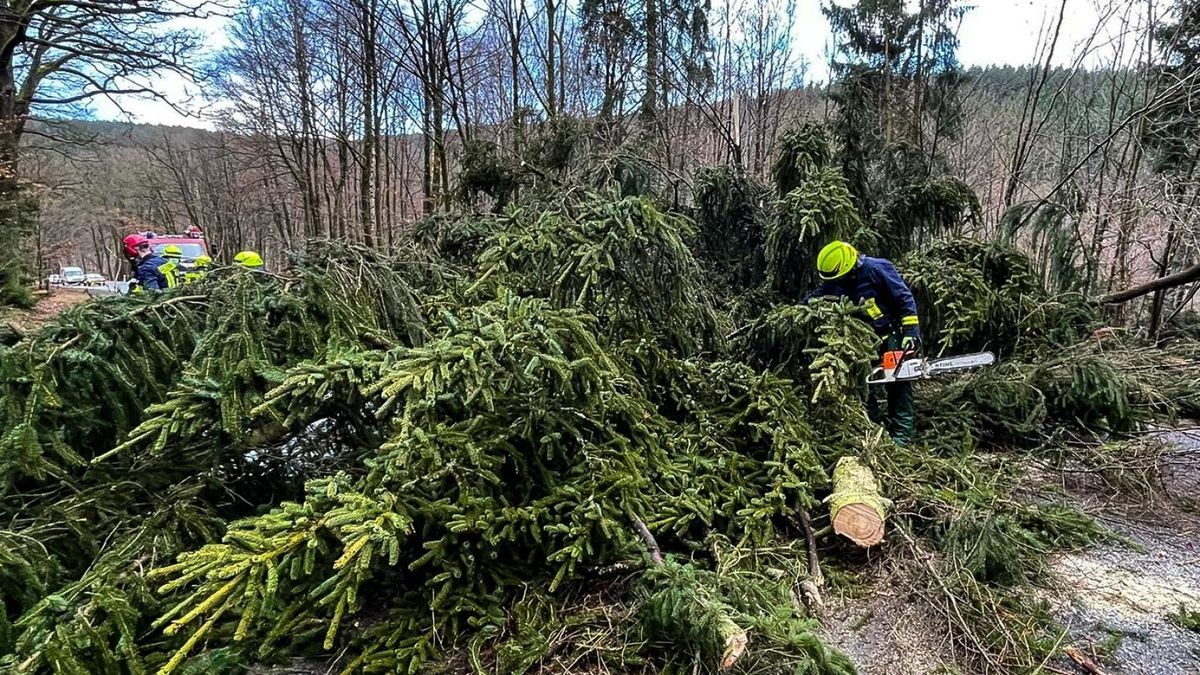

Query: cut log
[[825, 456, 888, 547]]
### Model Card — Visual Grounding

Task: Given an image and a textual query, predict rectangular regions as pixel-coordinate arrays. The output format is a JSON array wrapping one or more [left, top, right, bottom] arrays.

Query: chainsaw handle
[[865, 366, 893, 385]]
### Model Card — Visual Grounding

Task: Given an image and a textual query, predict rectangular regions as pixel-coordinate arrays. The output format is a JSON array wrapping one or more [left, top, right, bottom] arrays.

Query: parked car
[[48, 273, 62, 285], [61, 267, 86, 285], [85, 273, 106, 286]]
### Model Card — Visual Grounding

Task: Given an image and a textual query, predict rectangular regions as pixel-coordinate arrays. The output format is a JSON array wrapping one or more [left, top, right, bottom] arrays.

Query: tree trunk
[[510, 0, 522, 150], [0, 123, 32, 304], [1100, 261, 1200, 305], [1147, 218, 1179, 337], [0, 14, 34, 304], [422, 81, 434, 215], [359, 0, 378, 248], [641, 0, 659, 123], [546, 0, 557, 115]]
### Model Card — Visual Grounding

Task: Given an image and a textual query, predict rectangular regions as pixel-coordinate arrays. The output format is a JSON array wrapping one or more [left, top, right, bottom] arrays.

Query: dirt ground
[[0, 287, 94, 332], [819, 431, 1200, 675], [820, 564, 960, 674]]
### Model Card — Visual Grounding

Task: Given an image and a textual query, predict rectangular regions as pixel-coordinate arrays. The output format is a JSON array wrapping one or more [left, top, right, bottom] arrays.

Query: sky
[[89, 0, 1146, 129]]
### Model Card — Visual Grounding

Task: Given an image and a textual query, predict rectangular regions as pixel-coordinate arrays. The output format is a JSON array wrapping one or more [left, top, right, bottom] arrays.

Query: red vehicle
[[148, 229, 209, 263], [123, 227, 209, 264], [120, 227, 210, 290]]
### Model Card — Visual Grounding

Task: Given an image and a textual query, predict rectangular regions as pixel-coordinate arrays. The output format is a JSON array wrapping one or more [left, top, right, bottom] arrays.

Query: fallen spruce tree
[[3, 141, 1200, 674]]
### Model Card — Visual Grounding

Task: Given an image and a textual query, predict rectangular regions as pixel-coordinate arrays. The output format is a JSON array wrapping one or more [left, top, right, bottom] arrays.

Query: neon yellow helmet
[[163, 244, 183, 259], [233, 250, 264, 268], [194, 254, 212, 268], [816, 240, 859, 280]]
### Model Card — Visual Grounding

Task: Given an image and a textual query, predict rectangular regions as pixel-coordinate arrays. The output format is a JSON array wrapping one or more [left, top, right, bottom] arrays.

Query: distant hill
[[23, 119, 223, 278]]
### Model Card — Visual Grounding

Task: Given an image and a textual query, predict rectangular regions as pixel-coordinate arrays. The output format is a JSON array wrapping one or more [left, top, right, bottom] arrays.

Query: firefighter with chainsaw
[[808, 240, 921, 445]]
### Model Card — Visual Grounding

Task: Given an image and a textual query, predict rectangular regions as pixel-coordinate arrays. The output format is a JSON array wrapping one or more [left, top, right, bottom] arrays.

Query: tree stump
[[826, 456, 888, 547]]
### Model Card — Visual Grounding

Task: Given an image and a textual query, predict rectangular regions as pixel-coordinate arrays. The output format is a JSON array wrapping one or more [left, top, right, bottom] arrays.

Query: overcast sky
[[89, 0, 1145, 129]]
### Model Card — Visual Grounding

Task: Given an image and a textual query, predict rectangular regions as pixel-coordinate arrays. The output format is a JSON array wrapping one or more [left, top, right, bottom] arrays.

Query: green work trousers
[[867, 333, 915, 445]]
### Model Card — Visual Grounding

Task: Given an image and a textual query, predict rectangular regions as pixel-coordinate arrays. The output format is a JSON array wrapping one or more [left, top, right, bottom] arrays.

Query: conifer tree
[[822, 0, 975, 257]]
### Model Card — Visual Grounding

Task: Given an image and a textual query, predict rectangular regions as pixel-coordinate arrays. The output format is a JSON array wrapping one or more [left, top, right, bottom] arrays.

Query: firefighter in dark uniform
[[808, 240, 922, 444]]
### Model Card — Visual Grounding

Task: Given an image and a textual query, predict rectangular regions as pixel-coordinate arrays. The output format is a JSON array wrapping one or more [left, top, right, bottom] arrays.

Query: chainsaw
[[866, 347, 995, 385]]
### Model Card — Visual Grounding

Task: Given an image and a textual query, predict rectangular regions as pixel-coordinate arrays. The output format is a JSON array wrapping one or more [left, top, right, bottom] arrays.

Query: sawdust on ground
[[819, 564, 959, 674], [820, 431, 1200, 675], [1044, 429, 1200, 675], [1049, 516, 1200, 675]]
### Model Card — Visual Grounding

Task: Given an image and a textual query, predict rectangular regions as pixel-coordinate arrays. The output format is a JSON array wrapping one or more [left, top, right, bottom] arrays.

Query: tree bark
[[1100, 262, 1200, 305], [359, 0, 378, 248], [545, 0, 557, 115], [641, 0, 659, 123]]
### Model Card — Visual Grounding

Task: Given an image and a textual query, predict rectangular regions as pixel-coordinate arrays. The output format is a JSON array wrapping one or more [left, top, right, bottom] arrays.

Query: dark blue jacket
[[135, 254, 170, 291], [807, 255, 920, 337]]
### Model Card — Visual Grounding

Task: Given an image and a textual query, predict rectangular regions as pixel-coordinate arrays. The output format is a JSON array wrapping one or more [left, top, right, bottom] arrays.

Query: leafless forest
[[18, 0, 1200, 330]]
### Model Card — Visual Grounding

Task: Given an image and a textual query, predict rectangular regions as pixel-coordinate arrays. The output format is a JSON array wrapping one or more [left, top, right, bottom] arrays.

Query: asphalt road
[[52, 281, 129, 296]]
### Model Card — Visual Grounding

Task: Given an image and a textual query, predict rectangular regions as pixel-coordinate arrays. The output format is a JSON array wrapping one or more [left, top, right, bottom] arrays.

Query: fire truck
[[146, 226, 209, 264]]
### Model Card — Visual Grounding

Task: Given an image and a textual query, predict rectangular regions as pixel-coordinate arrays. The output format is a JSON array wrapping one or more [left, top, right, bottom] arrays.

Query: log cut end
[[832, 502, 885, 547]]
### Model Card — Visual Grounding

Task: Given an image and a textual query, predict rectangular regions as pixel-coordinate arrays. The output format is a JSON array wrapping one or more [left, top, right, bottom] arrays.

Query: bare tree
[[0, 0, 221, 302]]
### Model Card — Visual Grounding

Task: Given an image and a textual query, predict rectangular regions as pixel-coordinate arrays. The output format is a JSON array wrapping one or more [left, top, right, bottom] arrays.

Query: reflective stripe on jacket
[[158, 260, 180, 288]]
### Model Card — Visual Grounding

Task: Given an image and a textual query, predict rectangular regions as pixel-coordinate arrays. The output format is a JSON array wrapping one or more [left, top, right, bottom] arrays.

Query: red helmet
[[122, 233, 148, 258]]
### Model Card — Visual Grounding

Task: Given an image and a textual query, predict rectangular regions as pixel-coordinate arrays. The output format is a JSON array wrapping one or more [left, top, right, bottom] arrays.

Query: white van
[[61, 267, 86, 285]]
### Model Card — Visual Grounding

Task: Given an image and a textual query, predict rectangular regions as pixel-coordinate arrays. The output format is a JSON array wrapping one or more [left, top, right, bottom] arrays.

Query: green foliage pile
[[0, 243, 435, 671], [0, 195, 870, 675], [902, 239, 1096, 356], [457, 139, 523, 210], [638, 552, 855, 675], [3, 144, 1195, 675], [914, 345, 1166, 454], [692, 166, 771, 290], [999, 201, 1087, 294], [766, 168, 866, 298], [772, 122, 835, 195], [880, 448, 1111, 671], [475, 196, 724, 354], [408, 212, 505, 269], [873, 175, 980, 260], [1, 293, 201, 486], [526, 115, 592, 174]]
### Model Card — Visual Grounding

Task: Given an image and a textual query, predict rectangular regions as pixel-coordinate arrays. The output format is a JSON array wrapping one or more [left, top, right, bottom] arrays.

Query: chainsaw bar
[[924, 352, 996, 376], [866, 351, 995, 384]]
